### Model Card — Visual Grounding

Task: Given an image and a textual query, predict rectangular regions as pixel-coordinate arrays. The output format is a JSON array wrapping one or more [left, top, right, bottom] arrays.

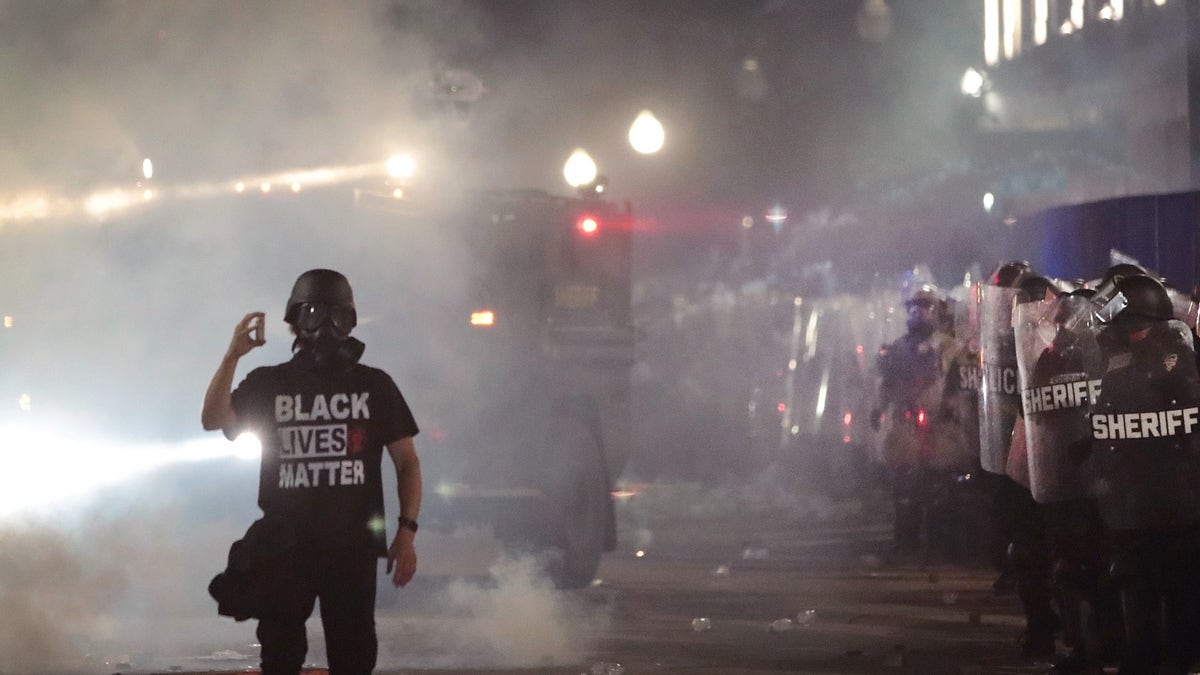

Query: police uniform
[[230, 352, 419, 675], [877, 317, 958, 554], [979, 275, 1059, 659], [1092, 321, 1200, 672], [1023, 314, 1120, 668]]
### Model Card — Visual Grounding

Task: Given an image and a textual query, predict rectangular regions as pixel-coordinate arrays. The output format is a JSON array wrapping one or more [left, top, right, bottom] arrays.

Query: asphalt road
[[136, 485, 1050, 675], [357, 486, 1041, 675]]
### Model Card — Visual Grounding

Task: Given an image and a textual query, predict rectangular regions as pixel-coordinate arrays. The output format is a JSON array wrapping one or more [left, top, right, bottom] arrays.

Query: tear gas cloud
[[0, 1, 621, 670], [0, 1, 1005, 671], [0, 491, 608, 673]]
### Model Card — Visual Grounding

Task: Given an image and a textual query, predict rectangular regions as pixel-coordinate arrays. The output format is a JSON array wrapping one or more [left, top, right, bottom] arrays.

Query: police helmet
[[284, 269, 357, 329], [903, 283, 941, 309], [1014, 272, 1060, 304], [1111, 274, 1174, 324], [1099, 263, 1150, 289], [989, 260, 1033, 288]]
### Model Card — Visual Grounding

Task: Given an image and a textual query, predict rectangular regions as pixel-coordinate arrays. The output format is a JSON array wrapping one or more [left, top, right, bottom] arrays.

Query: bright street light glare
[[232, 432, 262, 461], [961, 68, 985, 97], [563, 148, 598, 188], [386, 154, 417, 180], [0, 426, 259, 518], [628, 110, 665, 154], [142, 158, 153, 180]]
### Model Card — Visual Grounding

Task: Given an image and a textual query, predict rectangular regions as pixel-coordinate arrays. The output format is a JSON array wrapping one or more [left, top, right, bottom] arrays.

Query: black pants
[[993, 478, 1057, 647], [1044, 499, 1122, 664], [257, 544, 379, 675], [892, 467, 926, 553], [892, 468, 967, 559], [1110, 523, 1200, 673]]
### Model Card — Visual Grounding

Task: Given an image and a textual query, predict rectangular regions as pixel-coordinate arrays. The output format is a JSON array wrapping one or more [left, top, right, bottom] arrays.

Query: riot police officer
[[1088, 273, 1200, 673], [977, 263, 1064, 659], [1016, 287, 1122, 672], [873, 283, 962, 556], [1004, 272, 1070, 659]]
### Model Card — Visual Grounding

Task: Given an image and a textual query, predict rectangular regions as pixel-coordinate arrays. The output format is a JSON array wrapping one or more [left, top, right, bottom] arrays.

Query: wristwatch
[[397, 516, 419, 533]]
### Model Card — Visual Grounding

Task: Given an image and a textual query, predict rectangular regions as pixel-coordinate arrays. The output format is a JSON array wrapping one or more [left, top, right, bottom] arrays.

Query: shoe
[[993, 569, 1016, 596], [1019, 627, 1057, 660], [1051, 651, 1103, 674]]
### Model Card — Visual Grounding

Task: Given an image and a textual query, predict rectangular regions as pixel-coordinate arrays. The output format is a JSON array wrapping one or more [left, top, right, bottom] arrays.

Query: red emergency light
[[576, 214, 600, 236]]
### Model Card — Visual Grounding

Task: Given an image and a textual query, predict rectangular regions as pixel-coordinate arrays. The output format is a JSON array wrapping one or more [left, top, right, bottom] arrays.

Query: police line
[[1021, 379, 1200, 440]]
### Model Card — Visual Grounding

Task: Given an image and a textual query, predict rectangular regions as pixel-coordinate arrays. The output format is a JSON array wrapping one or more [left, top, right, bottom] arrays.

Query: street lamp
[[563, 148, 598, 188], [961, 68, 986, 98], [386, 153, 417, 180], [628, 110, 665, 154]]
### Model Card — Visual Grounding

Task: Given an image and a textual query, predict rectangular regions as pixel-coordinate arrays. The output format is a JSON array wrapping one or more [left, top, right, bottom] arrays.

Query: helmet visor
[[295, 302, 356, 334]]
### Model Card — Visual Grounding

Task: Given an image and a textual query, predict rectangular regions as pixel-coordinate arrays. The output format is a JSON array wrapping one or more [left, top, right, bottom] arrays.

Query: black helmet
[[1099, 263, 1150, 289], [1111, 274, 1174, 323], [989, 260, 1033, 288], [903, 282, 941, 308], [1014, 272, 1060, 304], [284, 269, 357, 328]]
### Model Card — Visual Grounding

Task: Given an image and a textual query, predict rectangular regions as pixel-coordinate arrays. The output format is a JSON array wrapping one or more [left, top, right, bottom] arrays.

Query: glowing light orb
[[563, 149, 597, 188], [231, 432, 262, 461], [961, 68, 985, 97], [628, 110, 665, 154], [386, 154, 416, 180]]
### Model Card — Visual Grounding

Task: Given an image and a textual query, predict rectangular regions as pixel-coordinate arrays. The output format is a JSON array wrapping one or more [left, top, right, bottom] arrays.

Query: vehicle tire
[[546, 416, 609, 589]]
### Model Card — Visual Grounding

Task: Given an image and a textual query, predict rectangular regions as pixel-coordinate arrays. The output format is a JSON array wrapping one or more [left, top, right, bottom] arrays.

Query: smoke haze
[[0, 1, 1003, 671]]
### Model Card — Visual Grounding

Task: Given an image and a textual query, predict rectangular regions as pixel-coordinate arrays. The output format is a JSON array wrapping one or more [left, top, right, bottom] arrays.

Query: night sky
[[0, 1, 981, 230]]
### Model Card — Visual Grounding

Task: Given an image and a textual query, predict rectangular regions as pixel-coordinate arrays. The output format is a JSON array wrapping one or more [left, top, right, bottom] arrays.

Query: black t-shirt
[[230, 355, 419, 557]]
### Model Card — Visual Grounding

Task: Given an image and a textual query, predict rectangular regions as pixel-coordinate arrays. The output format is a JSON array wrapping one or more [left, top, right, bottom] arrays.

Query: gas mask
[[905, 300, 937, 336], [291, 301, 364, 369]]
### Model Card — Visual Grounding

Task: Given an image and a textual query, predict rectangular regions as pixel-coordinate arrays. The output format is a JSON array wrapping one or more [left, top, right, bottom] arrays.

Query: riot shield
[[942, 283, 982, 463], [1089, 319, 1200, 530], [978, 285, 1023, 474], [1014, 295, 1105, 503]]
